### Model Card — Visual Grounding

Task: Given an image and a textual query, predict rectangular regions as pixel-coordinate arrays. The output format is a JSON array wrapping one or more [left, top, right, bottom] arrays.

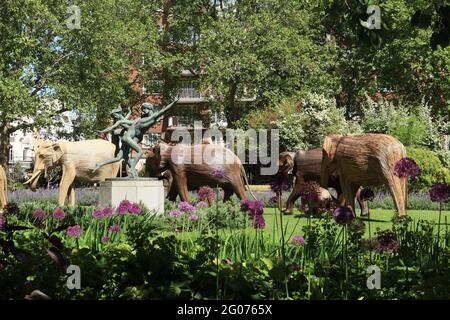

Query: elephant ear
[[51, 143, 64, 164], [321, 136, 336, 188], [278, 152, 294, 173]]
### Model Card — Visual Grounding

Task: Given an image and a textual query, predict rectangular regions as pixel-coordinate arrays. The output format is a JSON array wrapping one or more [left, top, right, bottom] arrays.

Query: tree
[[0, 0, 161, 164], [196, 0, 339, 127]]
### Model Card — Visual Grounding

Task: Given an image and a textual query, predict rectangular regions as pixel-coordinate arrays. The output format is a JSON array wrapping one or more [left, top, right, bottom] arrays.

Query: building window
[[23, 147, 33, 162], [8, 146, 13, 163]]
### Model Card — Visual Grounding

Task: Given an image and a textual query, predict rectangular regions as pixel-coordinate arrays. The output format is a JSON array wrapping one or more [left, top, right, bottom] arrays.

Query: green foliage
[[388, 116, 427, 147], [406, 147, 450, 191]]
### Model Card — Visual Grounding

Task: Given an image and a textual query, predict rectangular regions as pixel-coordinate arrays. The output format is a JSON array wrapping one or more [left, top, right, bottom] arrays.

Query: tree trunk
[[0, 125, 10, 168], [225, 82, 239, 128]]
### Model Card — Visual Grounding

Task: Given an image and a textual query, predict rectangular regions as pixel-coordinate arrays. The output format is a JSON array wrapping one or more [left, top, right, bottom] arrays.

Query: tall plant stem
[[215, 186, 220, 300], [278, 193, 289, 298]]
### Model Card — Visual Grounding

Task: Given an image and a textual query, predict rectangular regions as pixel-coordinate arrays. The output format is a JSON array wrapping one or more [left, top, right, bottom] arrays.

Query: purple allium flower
[[4, 203, 19, 215], [269, 172, 292, 193], [299, 181, 321, 203], [102, 207, 113, 217], [196, 201, 208, 208], [169, 209, 183, 218], [376, 231, 400, 253], [129, 203, 142, 214], [212, 168, 226, 179], [178, 201, 197, 214], [197, 186, 215, 204], [241, 200, 265, 229], [429, 183, 450, 203], [67, 225, 82, 238], [52, 208, 65, 220], [268, 196, 279, 206], [92, 208, 104, 219], [291, 235, 305, 246], [394, 157, 420, 179], [33, 208, 47, 220], [101, 236, 110, 243], [360, 188, 375, 201], [0, 215, 5, 230], [333, 206, 355, 225], [109, 224, 121, 234], [116, 200, 132, 215], [189, 214, 199, 222], [252, 214, 266, 229]]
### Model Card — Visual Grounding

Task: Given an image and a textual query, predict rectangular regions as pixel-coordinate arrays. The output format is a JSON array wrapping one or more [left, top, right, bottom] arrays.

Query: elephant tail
[[240, 165, 258, 200]]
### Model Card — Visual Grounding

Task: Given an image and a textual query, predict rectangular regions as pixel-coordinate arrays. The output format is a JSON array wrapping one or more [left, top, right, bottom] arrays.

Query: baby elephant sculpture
[[25, 139, 121, 207], [278, 149, 369, 215], [321, 134, 407, 216], [0, 163, 7, 211]]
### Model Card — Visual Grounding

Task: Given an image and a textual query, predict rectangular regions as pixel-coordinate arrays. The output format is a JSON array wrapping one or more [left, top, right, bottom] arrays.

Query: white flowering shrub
[[360, 95, 450, 166], [275, 114, 307, 151]]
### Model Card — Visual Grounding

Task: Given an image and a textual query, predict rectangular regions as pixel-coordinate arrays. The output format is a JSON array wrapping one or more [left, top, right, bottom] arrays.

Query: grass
[[175, 208, 450, 245], [263, 208, 450, 239]]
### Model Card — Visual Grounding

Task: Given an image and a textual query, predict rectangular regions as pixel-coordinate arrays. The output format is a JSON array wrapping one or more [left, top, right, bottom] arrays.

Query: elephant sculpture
[[0, 162, 7, 211], [25, 139, 121, 207], [278, 149, 369, 215], [146, 142, 256, 202], [321, 134, 407, 216]]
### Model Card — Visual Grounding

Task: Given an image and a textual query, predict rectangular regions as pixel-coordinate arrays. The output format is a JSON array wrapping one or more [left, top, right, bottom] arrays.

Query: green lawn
[[263, 208, 450, 239]]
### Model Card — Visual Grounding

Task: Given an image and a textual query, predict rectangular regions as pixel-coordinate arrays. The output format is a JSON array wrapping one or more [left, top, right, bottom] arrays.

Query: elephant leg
[[59, 167, 76, 207], [356, 189, 370, 216], [224, 188, 233, 202], [231, 178, 247, 200], [341, 180, 357, 214], [167, 183, 179, 202], [68, 185, 76, 207], [174, 173, 190, 202], [285, 176, 303, 214], [385, 174, 406, 216]]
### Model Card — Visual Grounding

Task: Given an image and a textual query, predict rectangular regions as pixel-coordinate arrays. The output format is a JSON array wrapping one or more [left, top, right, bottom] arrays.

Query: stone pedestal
[[99, 178, 165, 214]]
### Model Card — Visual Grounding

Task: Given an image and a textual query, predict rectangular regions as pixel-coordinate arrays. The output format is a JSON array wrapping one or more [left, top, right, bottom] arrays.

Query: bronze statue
[[95, 98, 178, 178]]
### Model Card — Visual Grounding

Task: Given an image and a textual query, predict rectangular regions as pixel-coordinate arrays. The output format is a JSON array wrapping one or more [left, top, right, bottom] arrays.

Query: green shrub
[[406, 147, 450, 191], [388, 115, 427, 147]]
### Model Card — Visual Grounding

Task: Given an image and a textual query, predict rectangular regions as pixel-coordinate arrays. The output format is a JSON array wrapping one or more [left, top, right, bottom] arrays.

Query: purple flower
[[360, 188, 375, 201], [333, 206, 355, 225], [101, 236, 110, 243], [92, 208, 104, 219], [0, 215, 5, 230], [376, 231, 400, 253], [129, 203, 142, 214], [52, 208, 65, 220], [429, 183, 450, 203], [291, 235, 305, 246], [268, 196, 279, 206], [116, 200, 132, 215], [196, 201, 208, 208], [169, 209, 183, 218], [252, 214, 266, 229], [116, 200, 141, 215], [33, 208, 47, 220], [178, 201, 197, 214], [67, 225, 82, 238], [109, 224, 121, 234], [299, 181, 320, 203], [197, 186, 215, 204], [212, 169, 226, 179], [102, 207, 113, 217], [269, 172, 292, 193], [189, 214, 199, 222], [394, 157, 420, 179], [241, 200, 265, 229]]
